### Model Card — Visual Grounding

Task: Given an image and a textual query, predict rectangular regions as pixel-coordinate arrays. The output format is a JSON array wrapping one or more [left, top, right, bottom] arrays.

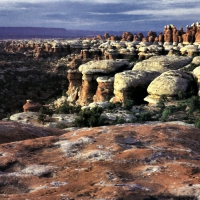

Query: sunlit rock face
[[113, 70, 160, 104], [133, 55, 192, 73], [93, 77, 114, 102], [67, 70, 82, 103], [193, 66, 200, 96], [145, 70, 197, 105], [68, 59, 130, 106]]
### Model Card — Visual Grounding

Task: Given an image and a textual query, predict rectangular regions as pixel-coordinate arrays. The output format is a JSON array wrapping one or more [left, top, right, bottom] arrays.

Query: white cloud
[[0, 0, 61, 2], [0, 0, 199, 4], [121, 7, 200, 16]]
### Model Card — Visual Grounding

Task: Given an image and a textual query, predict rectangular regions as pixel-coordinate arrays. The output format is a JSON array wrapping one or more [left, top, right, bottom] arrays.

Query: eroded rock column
[[67, 70, 82, 103], [76, 73, 98, 106], [93, 77, 114, 102]]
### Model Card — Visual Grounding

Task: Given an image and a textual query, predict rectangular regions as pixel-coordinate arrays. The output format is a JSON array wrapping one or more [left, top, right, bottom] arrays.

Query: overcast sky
[[0, 0, 199, 32]]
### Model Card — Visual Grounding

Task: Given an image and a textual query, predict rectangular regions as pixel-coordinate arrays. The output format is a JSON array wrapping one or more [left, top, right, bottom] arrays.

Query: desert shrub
[[138, 112, 151, 122], [62, 89, 67, 96], [160, 108, 171, 122], [177, 90, 186, 100], [123, 99, 135, 110], [115, 116, 126, 124], [56, 123, 68, 129], [37, 113, 46, 124], [106, 102, 122, 111], [182, 63, 198, 72], [74, 106, 105, 127], [187, 96, 200, 114], [157, 95, 168, 110], [37, 107, 54, 124], [39, 106, 54, 117], [55, 101, 81, 114], [195, 118, 200, 128], [128, 56, 137, 63], [106, 102, 116, 110]]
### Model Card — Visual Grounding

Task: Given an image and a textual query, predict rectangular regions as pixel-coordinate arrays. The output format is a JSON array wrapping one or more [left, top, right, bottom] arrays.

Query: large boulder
[[78, 59, 130, 74], [133, 55, 192, 73], [193, 66, 200, 95], [180, 45, 199, 56], [113, 70, 160, 104], [192, 56, 200, 65], [145, 70, 197, 104]]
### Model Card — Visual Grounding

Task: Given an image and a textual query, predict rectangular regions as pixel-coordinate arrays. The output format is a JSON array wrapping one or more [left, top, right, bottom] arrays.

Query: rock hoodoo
[[193, 66, 200, 95], [113, 70, 160, 104], [144, 70, 197, 104], [67, 70, 82, 103], [67, 59, 130, 105], [23, 100, 42, 112], [93, 77, 114, 102]]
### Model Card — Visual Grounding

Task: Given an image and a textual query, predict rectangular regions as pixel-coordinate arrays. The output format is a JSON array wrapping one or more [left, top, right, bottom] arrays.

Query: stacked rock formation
[[2, 22, 200, 61], [193, 65, 200, 96], [145, 70, 197, 104], [23, 100, 42, 112], [113, 70, 160, 104], [67, 70, 82, 103], [121, 32, 133, 41], [93, 77, 114, 102], [67, 59, 130, 105], [110, 54, 198, 105]]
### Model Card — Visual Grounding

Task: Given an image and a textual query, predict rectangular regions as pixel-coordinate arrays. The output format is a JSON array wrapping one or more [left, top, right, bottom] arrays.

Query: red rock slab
[[0, 123, 199, 199], [0, 121, 66, 144]]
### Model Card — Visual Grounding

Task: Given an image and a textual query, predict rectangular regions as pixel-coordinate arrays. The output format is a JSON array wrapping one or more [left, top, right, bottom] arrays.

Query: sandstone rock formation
[[180, 44, 199, 56], [1, 122, 200, 199], [137, 44, 163, 60], [113, 70, 160, 104], [79, 59, 129, 74], [193, 66, 200, 95], [67, 58, 82, 69], [121, 32, 133, 41], [67, 70, 82, 103], [192, 56, 200, 65], [145, 70, 197, 104], [147, 30, 157, 42], [133, 55, 192, 73], [0, 121, 65, 144], [23, 100, 42, 112], [93, 76, 114, 102], [75, 59, 130, 105], [133, 32, 144, 41], [2, 22, 200, 62]]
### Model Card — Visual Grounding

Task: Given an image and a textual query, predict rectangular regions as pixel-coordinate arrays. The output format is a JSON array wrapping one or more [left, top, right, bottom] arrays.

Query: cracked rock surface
[[0, 122, 200, 199]]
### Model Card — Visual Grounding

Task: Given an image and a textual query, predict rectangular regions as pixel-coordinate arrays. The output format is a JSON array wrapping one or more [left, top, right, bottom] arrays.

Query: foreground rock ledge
[[0, 122, 200, 199]]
